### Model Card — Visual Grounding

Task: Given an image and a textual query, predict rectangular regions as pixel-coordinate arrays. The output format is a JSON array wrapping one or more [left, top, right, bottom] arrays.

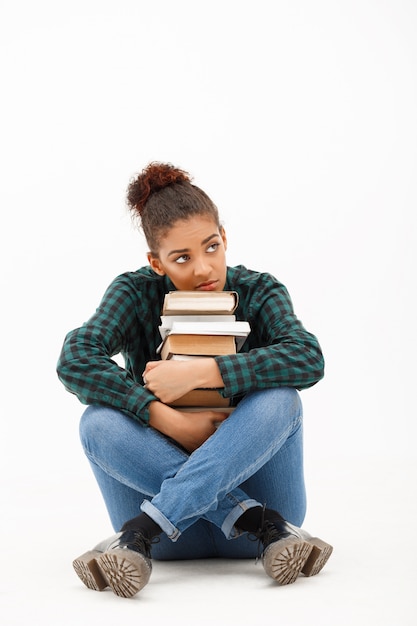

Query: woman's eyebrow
[[167, 247, 189, 258], [202, 233, 220, 245], [167, 234, 219, 257]]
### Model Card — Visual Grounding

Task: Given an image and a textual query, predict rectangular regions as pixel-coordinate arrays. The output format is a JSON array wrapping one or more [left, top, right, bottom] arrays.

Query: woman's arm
[[215, 273, 325, 397], [143, 276, 324, 403], [142, 357, 223, 404], [56, 275, 159, 425], [148, 400, 228, 452]]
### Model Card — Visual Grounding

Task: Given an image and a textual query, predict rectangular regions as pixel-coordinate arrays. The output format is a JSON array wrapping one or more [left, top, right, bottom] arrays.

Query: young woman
[[57, 162, 332, 598]]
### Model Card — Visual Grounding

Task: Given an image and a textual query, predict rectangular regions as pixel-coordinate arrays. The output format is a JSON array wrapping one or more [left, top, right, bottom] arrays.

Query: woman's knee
[[79, 405, 102, 446], [242, 387, 302, 418], [79, 405, 126, 456]]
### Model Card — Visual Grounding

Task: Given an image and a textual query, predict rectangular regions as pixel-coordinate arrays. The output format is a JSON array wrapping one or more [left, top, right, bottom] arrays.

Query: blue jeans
[[79, 388, 306, 560]]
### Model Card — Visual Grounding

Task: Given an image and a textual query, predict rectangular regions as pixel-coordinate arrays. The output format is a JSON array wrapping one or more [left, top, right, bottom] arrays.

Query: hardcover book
[[160, 333, 237, 360], [168, 388, 231, 408], [158, 320, 250, 351], [162, 290, 239, 315]]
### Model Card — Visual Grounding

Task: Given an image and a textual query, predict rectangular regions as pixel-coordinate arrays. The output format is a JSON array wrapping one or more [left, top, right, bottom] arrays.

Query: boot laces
[[247, 506, 290, 562], [119, 529, 157, 559]]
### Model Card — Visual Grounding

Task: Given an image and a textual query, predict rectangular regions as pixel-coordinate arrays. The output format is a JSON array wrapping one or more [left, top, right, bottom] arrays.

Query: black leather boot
[[72, 529, 153, 598], [258, 516, 333, 585]]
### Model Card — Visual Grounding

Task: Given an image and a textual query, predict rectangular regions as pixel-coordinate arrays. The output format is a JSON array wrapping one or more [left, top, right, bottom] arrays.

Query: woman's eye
[[207, 243, 219, 253], [175, 255, 189, 264]]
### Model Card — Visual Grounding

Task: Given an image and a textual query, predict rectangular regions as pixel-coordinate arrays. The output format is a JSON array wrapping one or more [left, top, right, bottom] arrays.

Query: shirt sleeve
[[56, 277, 157, 425], [215, 276, 325, 397]]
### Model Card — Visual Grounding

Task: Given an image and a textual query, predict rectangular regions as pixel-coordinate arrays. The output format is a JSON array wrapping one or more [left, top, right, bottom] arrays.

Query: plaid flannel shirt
[[57, 264, 324, 425]]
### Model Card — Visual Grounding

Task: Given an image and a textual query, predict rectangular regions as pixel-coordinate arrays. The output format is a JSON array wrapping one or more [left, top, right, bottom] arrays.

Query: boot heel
[[301, 537, 333, 577], [72, 550, 108, 591]]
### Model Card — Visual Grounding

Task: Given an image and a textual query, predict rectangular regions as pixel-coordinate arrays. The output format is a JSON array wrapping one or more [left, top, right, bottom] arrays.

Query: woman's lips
[[196, 280, 218, 291]]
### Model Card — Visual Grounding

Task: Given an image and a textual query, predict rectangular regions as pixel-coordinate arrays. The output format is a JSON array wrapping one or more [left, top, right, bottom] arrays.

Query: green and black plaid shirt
[[57, 264, 324, 425]]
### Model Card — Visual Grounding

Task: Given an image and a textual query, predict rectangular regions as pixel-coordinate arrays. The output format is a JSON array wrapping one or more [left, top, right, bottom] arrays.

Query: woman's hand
[[143, 358, 224, 404], [174, 409, 229, 452], [148, 401, 229, 452]]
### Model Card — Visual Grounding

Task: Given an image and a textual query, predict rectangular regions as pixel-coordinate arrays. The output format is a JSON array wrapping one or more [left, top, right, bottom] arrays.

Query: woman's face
[[148, 216, 228, 291]]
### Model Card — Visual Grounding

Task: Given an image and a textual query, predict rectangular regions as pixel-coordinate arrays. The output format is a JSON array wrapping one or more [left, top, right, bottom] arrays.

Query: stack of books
[[158, 291, 250, 411]]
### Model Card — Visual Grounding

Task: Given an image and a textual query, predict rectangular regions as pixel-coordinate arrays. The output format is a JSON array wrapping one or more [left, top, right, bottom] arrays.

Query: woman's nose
[[193, 256, 210, 277]]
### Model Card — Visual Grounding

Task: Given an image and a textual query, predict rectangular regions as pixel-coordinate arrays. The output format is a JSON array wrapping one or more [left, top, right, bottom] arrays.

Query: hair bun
[[127, 162, 191, 216]]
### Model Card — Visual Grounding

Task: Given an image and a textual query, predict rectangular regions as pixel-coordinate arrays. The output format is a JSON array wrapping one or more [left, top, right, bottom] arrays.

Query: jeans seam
[[212, 412, 302, 504]]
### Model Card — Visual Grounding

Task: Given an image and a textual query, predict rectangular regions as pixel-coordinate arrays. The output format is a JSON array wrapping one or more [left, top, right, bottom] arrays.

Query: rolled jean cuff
[[140, 499, 181, 542], [221, 498, 261, 540]]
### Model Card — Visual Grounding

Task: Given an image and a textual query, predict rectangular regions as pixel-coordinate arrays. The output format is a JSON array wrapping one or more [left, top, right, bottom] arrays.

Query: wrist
[[186, 357, 224, 388]]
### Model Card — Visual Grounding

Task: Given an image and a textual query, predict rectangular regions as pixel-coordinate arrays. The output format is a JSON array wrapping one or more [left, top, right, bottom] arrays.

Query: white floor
[[2, 413, 415, 626]]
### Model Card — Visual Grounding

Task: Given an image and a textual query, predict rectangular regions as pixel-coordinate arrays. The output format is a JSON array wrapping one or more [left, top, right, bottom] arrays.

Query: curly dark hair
[[126, 162, 221, 254]]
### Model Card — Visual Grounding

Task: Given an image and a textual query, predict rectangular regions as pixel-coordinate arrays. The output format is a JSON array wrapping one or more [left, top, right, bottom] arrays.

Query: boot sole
[[262, 538, 313, 585], [73, 548, 152, 598]]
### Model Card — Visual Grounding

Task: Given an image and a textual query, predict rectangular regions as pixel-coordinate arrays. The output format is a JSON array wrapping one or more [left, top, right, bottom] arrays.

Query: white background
[[1, 1, 416, 624]]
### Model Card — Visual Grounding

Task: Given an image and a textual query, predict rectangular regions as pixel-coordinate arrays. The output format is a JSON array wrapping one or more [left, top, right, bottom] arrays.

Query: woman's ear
[[220, 226, 227, 251], [147, 252, 166, 276]]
